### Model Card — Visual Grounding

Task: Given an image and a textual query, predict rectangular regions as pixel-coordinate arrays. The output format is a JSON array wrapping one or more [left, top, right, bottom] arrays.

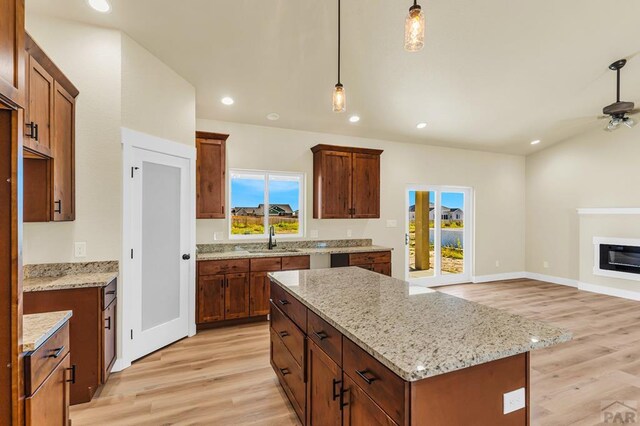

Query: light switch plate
[[74, 242, 87, 258], [503, 387, 526, 414], [386, 219, 398, 228]]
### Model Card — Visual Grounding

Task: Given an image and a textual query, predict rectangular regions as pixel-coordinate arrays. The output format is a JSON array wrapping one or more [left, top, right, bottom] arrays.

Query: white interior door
[[130, 146, 191, 361], [405, 185, 473, 286]]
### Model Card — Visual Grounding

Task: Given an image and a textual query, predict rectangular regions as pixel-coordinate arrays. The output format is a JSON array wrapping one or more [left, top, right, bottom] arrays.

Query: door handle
[[105, 317, 111, 330], [355, 369, 378, 384], [313, 331, 328, 341], [66, 365, 76, 384], [54, 200, 62, 214], [182, 254, 191, 260], [332, 378, 342, 401]]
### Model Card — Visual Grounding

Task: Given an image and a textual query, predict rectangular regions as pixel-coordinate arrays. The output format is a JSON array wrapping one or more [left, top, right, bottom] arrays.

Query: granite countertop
[[196, 245, 392, 261], [268, 267, 572, 382], [24, 272, 118, 292], [23, 310, 72, 352]]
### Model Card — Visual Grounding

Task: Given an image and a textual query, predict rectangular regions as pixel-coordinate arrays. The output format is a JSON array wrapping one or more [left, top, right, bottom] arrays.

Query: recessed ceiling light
[[349, 115, 360, 123], [530, 139, 541, 145], [416, 122, 427, 129], [266, 113, 280, 121], [221, 97, 234, 106], [87, 0, 111, 13]]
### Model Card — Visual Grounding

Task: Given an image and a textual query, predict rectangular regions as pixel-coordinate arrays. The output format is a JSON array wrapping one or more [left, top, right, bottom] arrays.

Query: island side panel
[[410, 352, 529, 425]]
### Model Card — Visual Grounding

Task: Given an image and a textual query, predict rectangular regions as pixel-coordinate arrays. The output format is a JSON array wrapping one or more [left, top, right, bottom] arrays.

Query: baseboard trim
[[472, 272, 526, 283], [577, 281, 640, 301], [524, 272, 578, 287], [111, 358, 131, 373]]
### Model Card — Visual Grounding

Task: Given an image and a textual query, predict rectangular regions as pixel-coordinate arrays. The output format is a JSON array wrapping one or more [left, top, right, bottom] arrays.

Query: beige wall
[[196, 119, 526, 279], [23, 14, 196, 265], [526, 124, 640, 290]]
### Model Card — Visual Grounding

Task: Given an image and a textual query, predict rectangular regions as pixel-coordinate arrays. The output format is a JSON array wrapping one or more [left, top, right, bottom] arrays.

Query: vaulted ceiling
[[27, 0, 640, 154]]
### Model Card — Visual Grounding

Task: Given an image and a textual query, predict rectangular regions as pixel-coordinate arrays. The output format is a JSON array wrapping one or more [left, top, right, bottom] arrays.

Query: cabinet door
[[196, 137, 226, 218], [0, 0, 25, 107], [52, 81, 75, 221], [197, 274, 225, 323], [225, 272, 249, 319], [25, 352, 71, 426], [372, 263, 391, 277], [314, 150, 352, 218], [25, 55, 54, 156], [307, 340, 342, 426], [342, 375, 396, 426], [249, 271, 270, 316], [352, 152, 380, 218], [102, 300, 116, 383]]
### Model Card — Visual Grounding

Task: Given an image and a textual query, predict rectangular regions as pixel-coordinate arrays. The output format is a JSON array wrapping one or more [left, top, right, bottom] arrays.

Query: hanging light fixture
[[332, 0, 346, 112], [404, 0, 425, 52]]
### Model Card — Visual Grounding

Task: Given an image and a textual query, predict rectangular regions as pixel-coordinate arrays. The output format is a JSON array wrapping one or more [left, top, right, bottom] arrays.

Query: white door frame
[[115, 128, 196, 371], [404, 185, 474, 287]]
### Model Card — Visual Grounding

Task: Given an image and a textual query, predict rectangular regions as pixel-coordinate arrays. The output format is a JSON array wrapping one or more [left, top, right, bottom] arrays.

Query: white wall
[[526, 124, 640, 292], [196, 119, 526, 279]]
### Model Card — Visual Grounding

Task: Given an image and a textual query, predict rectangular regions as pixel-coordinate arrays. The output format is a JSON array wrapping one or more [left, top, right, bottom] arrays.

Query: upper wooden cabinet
[[23, 34, 78, 222], [311, 144, 383, 219], [0, 0, 26, 108], [196, 131, 228, 219]]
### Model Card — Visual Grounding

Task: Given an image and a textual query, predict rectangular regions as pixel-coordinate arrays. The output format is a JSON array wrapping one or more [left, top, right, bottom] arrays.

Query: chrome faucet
[[268, 225, 277, 250]]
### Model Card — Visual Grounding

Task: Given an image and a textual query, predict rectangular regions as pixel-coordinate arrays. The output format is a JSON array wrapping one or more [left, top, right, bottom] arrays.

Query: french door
[[405, 186, 473, 286]]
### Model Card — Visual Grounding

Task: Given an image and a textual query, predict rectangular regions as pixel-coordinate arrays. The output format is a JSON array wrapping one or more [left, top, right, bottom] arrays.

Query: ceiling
[[26, 0, 640, 154]]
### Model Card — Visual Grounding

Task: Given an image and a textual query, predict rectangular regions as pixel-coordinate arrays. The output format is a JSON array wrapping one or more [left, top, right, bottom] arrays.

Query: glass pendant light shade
[[333, 83, 346, 112], [404, 4, 425, 52]]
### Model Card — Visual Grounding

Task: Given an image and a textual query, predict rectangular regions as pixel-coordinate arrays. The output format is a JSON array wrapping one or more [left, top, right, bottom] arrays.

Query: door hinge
[[130, 249, 134, 259], [131, 166, 139, 178]]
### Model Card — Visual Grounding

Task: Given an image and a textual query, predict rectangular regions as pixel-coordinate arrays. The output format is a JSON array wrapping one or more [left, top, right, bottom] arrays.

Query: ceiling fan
[[599, 59, 640, 131]]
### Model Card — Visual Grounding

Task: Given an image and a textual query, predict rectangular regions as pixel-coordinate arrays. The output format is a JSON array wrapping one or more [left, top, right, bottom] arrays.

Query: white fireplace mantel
[[593, 236, 640, 282]]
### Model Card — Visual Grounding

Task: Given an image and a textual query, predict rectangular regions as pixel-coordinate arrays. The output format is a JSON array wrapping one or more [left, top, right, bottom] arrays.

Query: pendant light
[[332, 0, 346, 112], [404, 0, 425, 52]]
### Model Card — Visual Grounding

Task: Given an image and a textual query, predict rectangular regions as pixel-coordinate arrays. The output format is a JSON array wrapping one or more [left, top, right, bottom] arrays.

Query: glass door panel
[[409, 190, 434, 279], [439, 192, 465, 276]]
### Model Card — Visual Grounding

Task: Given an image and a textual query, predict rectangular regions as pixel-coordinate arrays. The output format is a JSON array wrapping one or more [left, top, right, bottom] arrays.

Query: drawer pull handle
[[49, 346, 65, 359], [54, 200, 62, 214], [278, 330, 289, 338], [332, 378, 342, 401], [106, 290, 116, 295], [280, 368, 290, 376], [67, 364, 76, 384], [340, 387, 349, 408], [313, 331, 328, 341], [105, 317, 111, 330], [278, 299, 290, 306], [355, 369, 378, 384]]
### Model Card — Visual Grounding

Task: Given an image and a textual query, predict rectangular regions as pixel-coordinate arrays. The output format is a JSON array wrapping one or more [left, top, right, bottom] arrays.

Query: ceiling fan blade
[[624, 117, 637, 128], [628, 109, 640, 115], [597, 115, 610, 120]]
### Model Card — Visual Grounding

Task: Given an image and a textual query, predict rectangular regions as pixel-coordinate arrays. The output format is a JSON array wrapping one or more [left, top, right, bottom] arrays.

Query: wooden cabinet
[[24, 278, 118, 405], [196, 131, 228, 219], [23, 34, 78, 223], [342, 375, 396, 426], [311, 144, 383, 219], [306, 340, 342, 426], [197, 255, 310, 328], [331, 251, 392, 277], [24, 321, 72, 426], [0, 0, 26, 108]]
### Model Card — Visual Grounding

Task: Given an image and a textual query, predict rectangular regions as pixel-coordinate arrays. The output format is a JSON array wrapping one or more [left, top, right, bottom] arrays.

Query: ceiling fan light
[[624, 117, 636, 128], [404, 4, 425, 52], [333, 83, 346, 113]]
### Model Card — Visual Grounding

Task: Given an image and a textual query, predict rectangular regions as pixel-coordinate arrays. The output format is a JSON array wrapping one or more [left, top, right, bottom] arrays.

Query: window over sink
[[229, 169, 304, 239]]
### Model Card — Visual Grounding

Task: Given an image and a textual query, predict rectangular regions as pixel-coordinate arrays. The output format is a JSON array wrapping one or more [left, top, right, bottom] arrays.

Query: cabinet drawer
[[250, 257, 282, 272], [343, 337, 406, 425], [102, 279, 117, 309], [25, 352, 71, 426], [307, 309, 342, 367], [270, 302, 305, 367], [25, 321, 71, 395], [270, 329, 305, 421], [199, 259, 250, 275], [349, 251, 391, 266], [270, 281, 307, 332], [281, 255, 310, 271]]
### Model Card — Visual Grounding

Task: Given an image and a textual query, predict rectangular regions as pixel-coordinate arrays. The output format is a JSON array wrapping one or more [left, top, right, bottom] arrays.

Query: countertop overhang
[[23, 310, 73, 352], [268, 267, 572, 382]]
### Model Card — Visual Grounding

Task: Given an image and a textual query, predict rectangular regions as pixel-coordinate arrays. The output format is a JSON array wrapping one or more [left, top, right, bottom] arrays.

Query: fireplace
[[594, 237, 640, 281]]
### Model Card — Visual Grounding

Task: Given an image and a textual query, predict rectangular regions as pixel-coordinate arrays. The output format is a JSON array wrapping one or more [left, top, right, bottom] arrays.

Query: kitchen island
[[268, 267, 571, 425]]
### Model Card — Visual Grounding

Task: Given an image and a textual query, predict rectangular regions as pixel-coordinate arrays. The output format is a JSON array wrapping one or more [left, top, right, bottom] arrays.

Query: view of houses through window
[[229, 170, 303, 238]]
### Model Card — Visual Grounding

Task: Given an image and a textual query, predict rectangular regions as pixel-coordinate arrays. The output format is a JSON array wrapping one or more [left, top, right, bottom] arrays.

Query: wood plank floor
[[70, 279, 640, 425]]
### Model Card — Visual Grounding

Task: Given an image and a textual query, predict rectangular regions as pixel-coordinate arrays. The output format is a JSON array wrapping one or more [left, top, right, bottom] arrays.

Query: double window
[[229, 170, 304, 239]]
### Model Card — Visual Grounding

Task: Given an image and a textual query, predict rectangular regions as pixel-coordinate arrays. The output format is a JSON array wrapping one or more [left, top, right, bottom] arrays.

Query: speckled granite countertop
[[23, 310, 72, 352], [197, 245, 392, 261], [23, 261, 118, 292], [268, 267, 572, 382]]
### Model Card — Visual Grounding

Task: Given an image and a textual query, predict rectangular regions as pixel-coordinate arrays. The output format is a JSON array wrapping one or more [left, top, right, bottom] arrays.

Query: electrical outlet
[[503, 388, 526, 414], [543, 261, 550, 269], [495, 260, 500, 268], [310, 230, 319, 238], [74, 242, 87, 258], [214, 232, 223, 241], [346, 229, 352, 238], [386, 219, 398, 228]]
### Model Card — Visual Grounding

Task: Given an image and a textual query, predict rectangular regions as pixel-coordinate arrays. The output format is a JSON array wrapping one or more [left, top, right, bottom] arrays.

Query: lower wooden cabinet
[[342, 375, 396, 426], [306, 340, 342, 426], [24, 278, 117, 405], [249, 272, 270, 316], [331, 251, 392, 277], [224, 272, 249, 319], [197, 274, 225, 323]]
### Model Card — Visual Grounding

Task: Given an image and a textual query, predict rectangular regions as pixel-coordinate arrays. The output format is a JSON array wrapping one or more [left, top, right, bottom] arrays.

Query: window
[[229, 170, 304, 239]]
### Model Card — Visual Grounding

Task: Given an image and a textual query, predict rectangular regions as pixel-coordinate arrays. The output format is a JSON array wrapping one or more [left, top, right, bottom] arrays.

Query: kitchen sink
[[246, 248, 300, 254]]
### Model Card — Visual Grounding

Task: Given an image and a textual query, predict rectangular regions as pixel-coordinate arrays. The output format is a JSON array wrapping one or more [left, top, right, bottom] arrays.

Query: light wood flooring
[[70, 279, 640, 425]]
